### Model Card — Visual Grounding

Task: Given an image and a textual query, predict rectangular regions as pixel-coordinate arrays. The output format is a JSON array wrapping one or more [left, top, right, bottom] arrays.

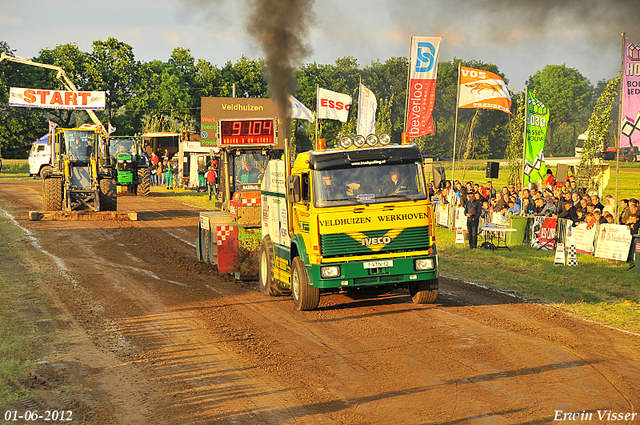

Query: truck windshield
[[313, 162, 427, 207], [109, 138, 137, 161], [234, 153, 268, 190], [65, 131, 96, 162]]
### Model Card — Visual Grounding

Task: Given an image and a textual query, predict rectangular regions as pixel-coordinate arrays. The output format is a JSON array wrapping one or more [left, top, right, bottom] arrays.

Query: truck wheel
[[43, 177, 63, 211], [409, 278, 438, 304], [39, 165, 52, 180], [259, 236, 276, 296], [291, 256, 320, 311], [137, 168, 151, 196], [99, 178, 118, 211]]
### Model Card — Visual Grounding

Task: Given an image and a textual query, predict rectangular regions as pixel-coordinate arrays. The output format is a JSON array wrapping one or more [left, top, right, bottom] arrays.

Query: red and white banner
[[317, 87, 351, 122], [530, 217, 557, 249], [621, 38, 640, 148], [458, 67, 512, 114], [9, 87, 106, 110], [406, 36, 442, 139]]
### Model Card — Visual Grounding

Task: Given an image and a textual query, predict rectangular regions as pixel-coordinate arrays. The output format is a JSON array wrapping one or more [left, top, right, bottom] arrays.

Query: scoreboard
[[200, 97, 283, 149]]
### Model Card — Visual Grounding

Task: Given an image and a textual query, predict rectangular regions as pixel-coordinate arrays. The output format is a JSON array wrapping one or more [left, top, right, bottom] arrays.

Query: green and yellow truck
[[259, 135, 439, 310]]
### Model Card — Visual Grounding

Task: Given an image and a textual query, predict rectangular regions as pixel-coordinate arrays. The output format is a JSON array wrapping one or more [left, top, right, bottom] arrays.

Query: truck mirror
[[288, 175, 301, 203]]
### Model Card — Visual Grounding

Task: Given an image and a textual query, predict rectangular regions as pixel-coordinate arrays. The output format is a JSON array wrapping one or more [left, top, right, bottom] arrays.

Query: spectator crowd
[[430, 168, 640, 250]]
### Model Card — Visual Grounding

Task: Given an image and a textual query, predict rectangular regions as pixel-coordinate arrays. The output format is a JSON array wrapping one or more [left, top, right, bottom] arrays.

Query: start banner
[[9, 87, 106, 110], [594, 224, 633, 262]]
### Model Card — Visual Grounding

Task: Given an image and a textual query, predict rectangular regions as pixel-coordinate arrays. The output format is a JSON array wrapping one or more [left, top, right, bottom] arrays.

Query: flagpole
[[522, 85, 529, 192], [315, 84, 319, 150], [451, 62, 461, 193], [403, 37, 413, 134], [615, 32, 625, 222]]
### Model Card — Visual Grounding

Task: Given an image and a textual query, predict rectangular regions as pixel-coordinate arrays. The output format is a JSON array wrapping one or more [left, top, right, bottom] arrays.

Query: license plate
[[363, 260, 393, 269]]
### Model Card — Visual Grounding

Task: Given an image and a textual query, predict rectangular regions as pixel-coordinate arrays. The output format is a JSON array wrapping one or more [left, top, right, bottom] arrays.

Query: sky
[[2, 0, 639, 92]]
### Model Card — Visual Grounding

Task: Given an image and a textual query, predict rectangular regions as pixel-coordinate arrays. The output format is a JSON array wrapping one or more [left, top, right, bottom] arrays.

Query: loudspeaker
[[486, 162, 499, 179], [556, 164, 569, 183], [433, 166, 446, 189]]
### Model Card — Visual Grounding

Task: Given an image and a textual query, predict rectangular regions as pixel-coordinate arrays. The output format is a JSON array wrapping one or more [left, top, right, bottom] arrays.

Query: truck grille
[[320, 226, 430, 258]]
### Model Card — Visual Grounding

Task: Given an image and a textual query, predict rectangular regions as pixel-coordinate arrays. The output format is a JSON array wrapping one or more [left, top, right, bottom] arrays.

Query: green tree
[[0, 41, 48, 158], [526, 64, 593, 156], [578, 76, 620, 194], [85, 38, 138, 129]]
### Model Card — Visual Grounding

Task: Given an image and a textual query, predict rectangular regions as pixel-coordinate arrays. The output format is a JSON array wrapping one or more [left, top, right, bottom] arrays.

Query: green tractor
[[42, 126, 117, 212], [109, 136, 151, 196]]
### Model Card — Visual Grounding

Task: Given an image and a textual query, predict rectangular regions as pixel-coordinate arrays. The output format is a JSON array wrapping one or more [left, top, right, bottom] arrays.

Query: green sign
[[523, 92, 549, 184]]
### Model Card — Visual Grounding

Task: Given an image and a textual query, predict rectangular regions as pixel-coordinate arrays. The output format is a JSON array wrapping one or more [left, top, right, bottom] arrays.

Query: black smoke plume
[[246, 0, 315, 137]]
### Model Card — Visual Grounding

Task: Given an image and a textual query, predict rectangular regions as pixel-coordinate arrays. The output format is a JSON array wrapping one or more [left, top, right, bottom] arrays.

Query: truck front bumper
[[308, 255, 438, 289]]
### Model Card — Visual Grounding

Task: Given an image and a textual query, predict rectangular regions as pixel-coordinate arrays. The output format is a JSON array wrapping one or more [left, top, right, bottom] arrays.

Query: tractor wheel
[[39, 165, 52, 180], [99, 178, 118, 211], [291, 256, 320, 311], [259, 236, 276, 296], [42, 177, 63, 211], [409, 278, 439, 304], [137, 168, 151, 196]]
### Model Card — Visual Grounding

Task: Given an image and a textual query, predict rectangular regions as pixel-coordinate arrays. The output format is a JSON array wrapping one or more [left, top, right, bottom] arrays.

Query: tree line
[[0, 37, 614, 159]]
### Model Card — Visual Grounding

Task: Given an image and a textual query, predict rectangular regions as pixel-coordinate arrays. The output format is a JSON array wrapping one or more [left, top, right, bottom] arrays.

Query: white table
[[479, 224, 518, 251]]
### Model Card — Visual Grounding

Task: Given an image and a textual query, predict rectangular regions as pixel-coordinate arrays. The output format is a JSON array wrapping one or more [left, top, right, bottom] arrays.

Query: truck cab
[[260, 139, 439, 310], [29, 134, 52, 178]]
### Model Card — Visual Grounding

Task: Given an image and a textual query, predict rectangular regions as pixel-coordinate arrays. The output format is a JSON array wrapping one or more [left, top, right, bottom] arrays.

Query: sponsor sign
[[594, 224, 633, 262], [530, 217, 557, 249], [9, 87, 105, 110], [571, 222, 597, 255], [317, 88, 352, 122], [458, 67, 512, 114], [621, 38, 640, 148], [406, 36, 442, 139]]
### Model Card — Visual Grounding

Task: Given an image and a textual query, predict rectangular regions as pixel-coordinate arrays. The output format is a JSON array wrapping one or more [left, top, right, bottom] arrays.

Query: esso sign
[[320, 98, 350, 111]]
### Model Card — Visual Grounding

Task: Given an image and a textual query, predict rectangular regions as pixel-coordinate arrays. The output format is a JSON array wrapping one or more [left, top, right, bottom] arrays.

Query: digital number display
[[220, 119, 275, 146]]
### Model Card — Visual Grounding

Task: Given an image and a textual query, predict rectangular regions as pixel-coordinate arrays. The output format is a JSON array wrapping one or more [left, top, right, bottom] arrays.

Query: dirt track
[[1, 180, 639, 425]]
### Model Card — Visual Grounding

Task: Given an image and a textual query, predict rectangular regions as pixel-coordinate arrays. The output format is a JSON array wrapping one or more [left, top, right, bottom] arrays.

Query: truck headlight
[[321, 265, 341, 278], [415, 258, 435, 271]]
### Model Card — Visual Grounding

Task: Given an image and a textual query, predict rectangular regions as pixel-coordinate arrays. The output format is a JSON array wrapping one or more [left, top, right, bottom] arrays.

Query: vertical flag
[[290, 95, 315, 123], [357, 83, 377, 136], [406, 36, 442, 139], [48, 120, 58, 133], [317, 87, 352, 123], [523, 92, 550, 185], [458, 66, 512, 114], [621, 38, 640, 148]]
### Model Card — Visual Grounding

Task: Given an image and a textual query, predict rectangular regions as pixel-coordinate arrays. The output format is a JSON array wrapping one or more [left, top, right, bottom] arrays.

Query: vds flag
[[406, 36, 442, 139], [523, 92, 550, 185], [317, 87, 351, 123], [621, 38, 640, 148], [458, 67, 512, 114]]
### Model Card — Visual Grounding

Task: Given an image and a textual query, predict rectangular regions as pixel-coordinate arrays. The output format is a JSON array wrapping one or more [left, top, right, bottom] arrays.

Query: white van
[[28, 134, 52, 178]]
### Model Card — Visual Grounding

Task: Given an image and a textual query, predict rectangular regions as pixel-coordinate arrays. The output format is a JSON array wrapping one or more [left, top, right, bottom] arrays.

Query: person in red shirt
[[543, 169, 555, 190], [205, 166, 217, 201]]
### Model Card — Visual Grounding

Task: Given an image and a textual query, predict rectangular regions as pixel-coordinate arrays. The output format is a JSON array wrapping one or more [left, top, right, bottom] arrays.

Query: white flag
[[317, 87, 352, 123], [290, 95, 314, 122], [357, 83, 377, 136], [48, 121, 58, 133], [108, 123, 117, 134]]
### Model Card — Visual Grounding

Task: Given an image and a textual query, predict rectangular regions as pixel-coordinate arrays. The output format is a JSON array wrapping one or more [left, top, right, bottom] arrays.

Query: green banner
[[523, 92, 549, 185]]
